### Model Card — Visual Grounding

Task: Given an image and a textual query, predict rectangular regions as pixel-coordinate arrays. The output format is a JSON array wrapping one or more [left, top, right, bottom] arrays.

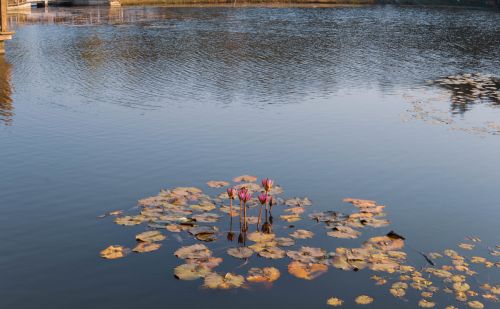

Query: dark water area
[[1, 5, 499, 309]]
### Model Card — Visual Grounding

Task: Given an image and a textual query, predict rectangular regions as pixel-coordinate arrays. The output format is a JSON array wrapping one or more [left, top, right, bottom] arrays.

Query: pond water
[[1, 5, 499, 309]]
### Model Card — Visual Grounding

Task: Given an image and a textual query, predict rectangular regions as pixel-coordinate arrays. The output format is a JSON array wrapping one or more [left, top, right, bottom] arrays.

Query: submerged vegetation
[[99, 176, 499, 307]]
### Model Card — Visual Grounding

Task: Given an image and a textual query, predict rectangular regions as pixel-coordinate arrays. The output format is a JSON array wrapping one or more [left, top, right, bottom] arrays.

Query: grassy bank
[[117, 0, 499, 7], [118, 0, 376, 5]]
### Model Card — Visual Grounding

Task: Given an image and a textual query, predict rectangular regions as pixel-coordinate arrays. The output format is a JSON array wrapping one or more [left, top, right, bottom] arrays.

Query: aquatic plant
[[99, 175, 499, 309]]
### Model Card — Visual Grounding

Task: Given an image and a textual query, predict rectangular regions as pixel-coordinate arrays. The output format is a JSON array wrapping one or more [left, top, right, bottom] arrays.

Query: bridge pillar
[[0, 0, 14, 54]]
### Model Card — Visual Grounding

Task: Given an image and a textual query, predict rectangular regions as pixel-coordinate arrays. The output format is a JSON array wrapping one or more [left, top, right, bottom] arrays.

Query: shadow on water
[[0, 55, 13, 125]]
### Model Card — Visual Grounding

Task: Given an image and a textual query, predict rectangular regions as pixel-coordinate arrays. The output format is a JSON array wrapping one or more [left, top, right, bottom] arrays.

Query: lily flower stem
[[239, 200, 243, 224], [243, 201, 247, 230], [257, 205, 263, 230]]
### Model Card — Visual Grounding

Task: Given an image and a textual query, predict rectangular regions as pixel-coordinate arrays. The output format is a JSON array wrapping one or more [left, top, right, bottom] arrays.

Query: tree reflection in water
[[0, 54, 12, 125]]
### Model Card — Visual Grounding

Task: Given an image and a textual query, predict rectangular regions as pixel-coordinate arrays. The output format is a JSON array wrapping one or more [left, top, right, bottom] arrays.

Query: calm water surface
[[1, 5, 499, 309]]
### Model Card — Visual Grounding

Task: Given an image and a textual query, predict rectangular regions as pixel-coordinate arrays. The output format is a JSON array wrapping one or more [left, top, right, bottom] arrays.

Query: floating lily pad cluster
[[99, 175, 499, 308]]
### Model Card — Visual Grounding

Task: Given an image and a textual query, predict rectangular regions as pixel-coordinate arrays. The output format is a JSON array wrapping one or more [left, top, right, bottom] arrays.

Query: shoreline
[[110, 0, 500, 8]]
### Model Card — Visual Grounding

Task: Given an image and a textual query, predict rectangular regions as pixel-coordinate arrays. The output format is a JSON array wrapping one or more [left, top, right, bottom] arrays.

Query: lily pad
[[467, 301, 484, 309], [192, 213, 220, 223], [203, 272, 245, 289], [100, 245, 128, 259], [327, 297, 344, 307], [453, 282, 471, 292], [280, 214, 302, 222], [133, 242, 161, 253], [327, 226, 361, 239], [233, 175, 257, 183], [174, 244, 212, 260], [285, 197, 312, 207], [115, 215, 145, 226], [227, 247, 253, 259], [288, 261, 328, 280], [458, 243, 475, 250], [196, 233, 217, 242], [418, 299, 435, 308], [247, 267, 280, 283], [287, 246, 326, 263], [248, 232, 275, 243], [290, 229, 314, 239], [343, 198, 377, 208], [206, 180, 230, 188], [259, 246, 286, 259], [174, 263, 211, 280], [355, 295, 374, 305], [135, 230, 166, 242], [190, 202, 216, 212], [275, 237, 295, 247]]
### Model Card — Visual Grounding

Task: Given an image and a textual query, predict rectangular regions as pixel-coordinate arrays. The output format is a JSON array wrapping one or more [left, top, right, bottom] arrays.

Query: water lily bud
[[261, 178, 274, 191], [237, 187, 248, 201], [227, 187, 237, 199]]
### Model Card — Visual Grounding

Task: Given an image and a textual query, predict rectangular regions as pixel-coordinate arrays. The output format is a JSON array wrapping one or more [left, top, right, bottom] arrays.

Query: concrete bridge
[[1, 0, 119, 54]]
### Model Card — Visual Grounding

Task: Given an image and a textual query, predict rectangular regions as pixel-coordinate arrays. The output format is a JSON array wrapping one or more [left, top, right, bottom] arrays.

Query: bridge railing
[[8, 0, 28, 6]]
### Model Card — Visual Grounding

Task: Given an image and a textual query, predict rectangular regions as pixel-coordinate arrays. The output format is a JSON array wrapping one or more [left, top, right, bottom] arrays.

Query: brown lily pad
[[133, 242, 161, 253], [327, 226, 361, 239], [287, 246, 326, 263], [100, 245, 128, 259], [206, 180, 230, 188], [290, 229, 314, 239], [288, 261, 328, 280], [233, 175, 257, 183], [247, 267, 280, 283], [203, 272, 245, 289], [227, 247, 253, 259], [135, 230, 166, 242], [354, 295, 374, 305], [174, 244, 212, 260], [174, 263, 211, 280], [327, 297, 344, 307], [258, 246, 286, 259]]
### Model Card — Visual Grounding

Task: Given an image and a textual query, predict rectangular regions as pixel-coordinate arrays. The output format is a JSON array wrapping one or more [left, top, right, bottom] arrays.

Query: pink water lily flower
[[258, 193, 269, 205], [241, 191, 252, 203], [238, 187, 251, 202], [261, 178, 273, 192], [227, 187, 237, 199]]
